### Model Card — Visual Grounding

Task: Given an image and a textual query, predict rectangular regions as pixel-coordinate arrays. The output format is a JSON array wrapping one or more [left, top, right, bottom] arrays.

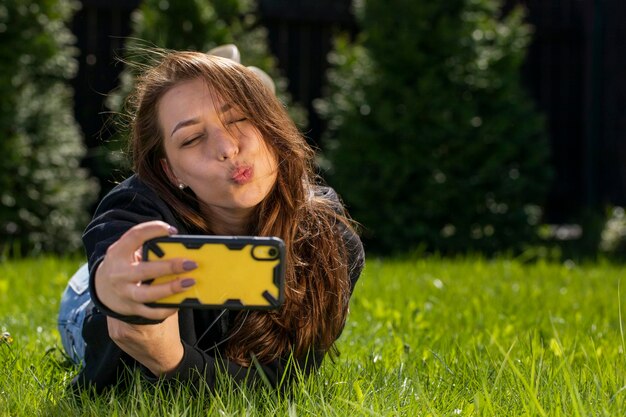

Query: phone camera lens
[[268, 248, 278, 258]]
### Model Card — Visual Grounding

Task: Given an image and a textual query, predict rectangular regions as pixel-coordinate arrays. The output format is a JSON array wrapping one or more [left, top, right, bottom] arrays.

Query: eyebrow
[[170, 118, 200, 137], [169, 103, 234, 137]]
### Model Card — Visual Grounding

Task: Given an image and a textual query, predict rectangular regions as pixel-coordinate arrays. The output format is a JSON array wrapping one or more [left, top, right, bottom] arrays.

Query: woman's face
[[158, 78, 278, 220]]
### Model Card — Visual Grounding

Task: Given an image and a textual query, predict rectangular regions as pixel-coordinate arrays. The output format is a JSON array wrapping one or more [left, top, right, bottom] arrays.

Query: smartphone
[[142, 235, 285, 310]]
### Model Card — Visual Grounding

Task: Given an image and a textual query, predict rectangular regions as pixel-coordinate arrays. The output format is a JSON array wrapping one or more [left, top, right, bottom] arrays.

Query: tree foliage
[[317, 0, 552, 255], [0, 0, 98, 255]]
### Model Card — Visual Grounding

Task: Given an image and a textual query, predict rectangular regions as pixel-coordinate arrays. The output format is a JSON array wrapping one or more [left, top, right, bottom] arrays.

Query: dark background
[[70, 0, 626, 223]]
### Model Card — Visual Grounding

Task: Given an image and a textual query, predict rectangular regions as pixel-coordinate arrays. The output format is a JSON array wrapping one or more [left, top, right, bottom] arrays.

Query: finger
[[135, 257, 198, 282], [130, 277, 196, 304], [109, 221, 177, 257]]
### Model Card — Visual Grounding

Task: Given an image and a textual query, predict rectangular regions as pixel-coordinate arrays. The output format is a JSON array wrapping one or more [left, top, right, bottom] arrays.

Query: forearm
[[107, 315, 185, 377]]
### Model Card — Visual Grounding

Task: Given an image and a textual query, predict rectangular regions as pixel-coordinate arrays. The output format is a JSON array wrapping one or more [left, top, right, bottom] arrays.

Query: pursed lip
[[231, 165, 253, 184]]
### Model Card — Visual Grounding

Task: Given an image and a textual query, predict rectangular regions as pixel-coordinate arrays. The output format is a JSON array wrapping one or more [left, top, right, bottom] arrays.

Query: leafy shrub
[[599, 207, 626, 259], [0, 0, 98, 255], [316, 0, 552, 255]]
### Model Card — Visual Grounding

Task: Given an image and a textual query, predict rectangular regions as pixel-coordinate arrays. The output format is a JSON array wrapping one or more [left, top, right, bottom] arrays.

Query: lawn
[[1, 256, 625, 416]]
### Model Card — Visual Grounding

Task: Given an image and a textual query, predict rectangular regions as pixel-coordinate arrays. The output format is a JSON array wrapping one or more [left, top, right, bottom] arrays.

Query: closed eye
[[226, 117, 247, 125], [181, 134, 204, 147]]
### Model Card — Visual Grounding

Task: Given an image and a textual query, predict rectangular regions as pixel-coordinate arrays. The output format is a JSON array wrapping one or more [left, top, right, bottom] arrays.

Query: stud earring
[[178, 183, 186, 190]]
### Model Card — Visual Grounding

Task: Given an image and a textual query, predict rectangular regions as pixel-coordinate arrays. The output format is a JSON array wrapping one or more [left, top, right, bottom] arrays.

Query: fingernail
[[182, 261, 198, 271], [181, 278, 196, 288], [168, 226, 178, 235]]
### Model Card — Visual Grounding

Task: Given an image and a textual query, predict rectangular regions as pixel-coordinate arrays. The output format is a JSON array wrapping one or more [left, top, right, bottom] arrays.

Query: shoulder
[[93, 174, 168, 217], [102, 174, 159, 202], [311, 185, 365, 288], [312, 185, 338, 200], [310, 185, 344, 214], [84, 174, 182, 247]]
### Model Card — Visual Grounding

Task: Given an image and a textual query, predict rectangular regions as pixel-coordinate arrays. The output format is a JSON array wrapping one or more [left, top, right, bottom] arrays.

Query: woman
[[58, 46, 364, 393]]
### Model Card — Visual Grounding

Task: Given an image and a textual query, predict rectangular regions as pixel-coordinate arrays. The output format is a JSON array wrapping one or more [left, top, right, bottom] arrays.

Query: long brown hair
[[125, 50, 356, 366]]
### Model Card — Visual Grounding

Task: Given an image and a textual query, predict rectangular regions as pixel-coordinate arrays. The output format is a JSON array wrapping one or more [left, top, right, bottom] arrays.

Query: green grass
[[1, 256, 626, 416]]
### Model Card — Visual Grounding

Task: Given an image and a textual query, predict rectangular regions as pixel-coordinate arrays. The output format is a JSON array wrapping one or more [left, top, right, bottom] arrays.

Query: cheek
[[164, 147, 200, 176], [270, 155, 279, 176], [257, 140, 278, 171]]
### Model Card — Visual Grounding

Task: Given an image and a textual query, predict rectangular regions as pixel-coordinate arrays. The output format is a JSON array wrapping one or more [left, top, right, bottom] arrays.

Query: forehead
[[158, 78, 236, 130], [159, 78, 215, 114]]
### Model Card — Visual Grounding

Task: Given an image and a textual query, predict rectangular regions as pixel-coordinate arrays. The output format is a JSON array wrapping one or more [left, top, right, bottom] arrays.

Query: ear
[[160, 158, 179, 186]]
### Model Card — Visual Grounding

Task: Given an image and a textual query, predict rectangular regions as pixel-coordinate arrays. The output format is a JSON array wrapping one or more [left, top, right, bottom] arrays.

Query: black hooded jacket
[[74, 175, 364, 393]]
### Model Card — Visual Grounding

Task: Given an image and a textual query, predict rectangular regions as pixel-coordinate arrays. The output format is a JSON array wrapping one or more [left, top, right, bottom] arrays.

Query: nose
[[214, 129, 239, 161]]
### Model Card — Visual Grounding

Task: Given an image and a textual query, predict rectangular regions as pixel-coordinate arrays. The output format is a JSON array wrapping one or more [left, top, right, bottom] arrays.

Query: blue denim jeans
[[58, 263, 91, 365]]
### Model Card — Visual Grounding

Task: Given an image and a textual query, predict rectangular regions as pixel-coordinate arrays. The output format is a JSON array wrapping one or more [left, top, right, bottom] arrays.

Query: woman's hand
[[94, 220, 197, 321], [107, 313, 184, 376]]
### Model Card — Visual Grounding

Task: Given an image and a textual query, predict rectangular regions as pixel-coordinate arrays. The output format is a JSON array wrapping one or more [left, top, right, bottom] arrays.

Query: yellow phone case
[[142, 235, 285, 309]]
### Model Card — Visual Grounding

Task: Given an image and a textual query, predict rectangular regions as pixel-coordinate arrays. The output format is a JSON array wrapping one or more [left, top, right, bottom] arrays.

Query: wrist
[[145, 341, 185, 376]]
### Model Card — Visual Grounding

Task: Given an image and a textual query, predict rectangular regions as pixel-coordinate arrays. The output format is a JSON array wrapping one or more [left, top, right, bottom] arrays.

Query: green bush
[[598, 206, 626, 260], [102, 0, 305, 177], [0, 0, 98, 255], [316, 0, 552, 255]]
